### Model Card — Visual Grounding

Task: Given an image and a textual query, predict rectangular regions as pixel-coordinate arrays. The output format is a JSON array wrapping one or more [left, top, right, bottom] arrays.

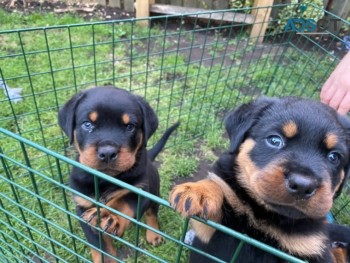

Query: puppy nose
[[97, 144, 119, 163], [286, 174, 318, 199]]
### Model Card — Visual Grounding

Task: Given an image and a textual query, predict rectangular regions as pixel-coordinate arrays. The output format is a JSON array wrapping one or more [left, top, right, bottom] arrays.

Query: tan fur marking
[[145, 209, 163, 245], [334, 170, 345, 194], [102, 190, 135, 237], [332, 247, 348, 263], [90, 236, 117, 263], [112, 133, 143, 173], [282, 121, 298, 138], [169, 179, 224, 244], [91, 249, 102, 263], [191, 220, 217, 244], [108, 201, 134, 237], [73, 130, 81, 153], [89, 111, 98, 122], [82, 194, 135, 240], [122, 114, 130, 125], [79, 146, 99, 168], [325, 133, 338, 150], [115, 147, 136, 172], [236, 139, 259, 187], [73, 195, 93, 209], [207, 172, 328, 257], [103, 189, 130, 204]]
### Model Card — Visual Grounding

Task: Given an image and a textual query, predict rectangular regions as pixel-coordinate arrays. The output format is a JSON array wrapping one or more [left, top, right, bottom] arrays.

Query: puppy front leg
[[77, 206, 117, 263]]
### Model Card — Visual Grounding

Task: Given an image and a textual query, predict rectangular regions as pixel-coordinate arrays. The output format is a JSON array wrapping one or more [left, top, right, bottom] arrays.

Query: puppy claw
[[112, 227, 119, 236], [173, 194, 181, 207], [185, 198, 192, 213], [103, 217, 113, 231], [202, 205, 208, 220], [83, 211, 97, 224]]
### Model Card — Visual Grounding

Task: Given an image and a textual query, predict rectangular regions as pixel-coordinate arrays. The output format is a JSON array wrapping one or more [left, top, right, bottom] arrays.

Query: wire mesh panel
[[0, 128, 307, 263], [0, 3, 349, 262]]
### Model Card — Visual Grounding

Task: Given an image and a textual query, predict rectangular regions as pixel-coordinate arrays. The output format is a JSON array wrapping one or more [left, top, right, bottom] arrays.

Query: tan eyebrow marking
[[282, 121, 298, 138], [89, 111, 98, 122], [122, 114, 130, 125], [325, 133, 338, 149]]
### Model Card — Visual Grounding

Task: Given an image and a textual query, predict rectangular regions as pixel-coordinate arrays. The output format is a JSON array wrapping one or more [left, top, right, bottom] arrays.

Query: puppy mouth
[[260, 194, 330, 219], [97, 163, 120, 172], [264, 201, 309, 219]]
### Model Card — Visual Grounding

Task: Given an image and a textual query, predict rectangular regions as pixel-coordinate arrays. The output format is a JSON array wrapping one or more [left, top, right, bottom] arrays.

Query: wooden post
[[250, 0, 274, 44], [135, 0, 155, 26], [109, 0, 121, 8], [124, 0, 135, 12], [324, 0, 350, 34]]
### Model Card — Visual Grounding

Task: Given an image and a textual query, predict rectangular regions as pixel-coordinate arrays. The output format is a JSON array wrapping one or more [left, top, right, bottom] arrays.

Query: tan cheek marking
[[236, 139, 259, 190], [89, 111, 98, 122], [255, 165, 289, 204], [325, 133, 338, 150], [122, 114, 130, 125], [115, 147, 136, 172], [257, 164, 333, 218], [300, 181, 333, 218], [79, 146, 98, 168], [282, 121, 298, 138], [208, 172, 327, 257], [137, 132, 144, 148], [73, 130, 82, 154], [114, 134, 143, 172]]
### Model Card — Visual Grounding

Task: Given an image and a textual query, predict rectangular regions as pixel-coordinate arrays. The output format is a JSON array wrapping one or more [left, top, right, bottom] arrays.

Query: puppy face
[[226, 97, 350, 219], [58, 86, 158, 175]]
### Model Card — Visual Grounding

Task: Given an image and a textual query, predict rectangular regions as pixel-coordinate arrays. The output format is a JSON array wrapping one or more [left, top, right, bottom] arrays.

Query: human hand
[[320, 52, 350, 115]]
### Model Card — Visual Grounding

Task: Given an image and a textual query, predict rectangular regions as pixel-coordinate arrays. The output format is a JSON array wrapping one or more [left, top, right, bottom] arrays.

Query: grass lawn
[[0, 6, 348, 263]]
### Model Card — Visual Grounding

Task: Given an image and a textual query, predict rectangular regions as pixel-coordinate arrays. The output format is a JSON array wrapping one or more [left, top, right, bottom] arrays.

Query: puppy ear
[[225, 97, 275, 153], [58, 92, 85, 144], [136, 96, 158, 146], [334, 114, 350, 198]]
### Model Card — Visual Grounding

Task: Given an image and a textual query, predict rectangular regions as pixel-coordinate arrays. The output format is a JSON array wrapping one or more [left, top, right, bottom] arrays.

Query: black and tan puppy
[[58, 86, 179, 263], [170, 97, 350, 263]]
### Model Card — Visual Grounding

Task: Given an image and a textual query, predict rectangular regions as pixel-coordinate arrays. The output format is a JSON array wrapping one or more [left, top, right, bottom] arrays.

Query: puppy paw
[[81, 208, 120, 235], [146, 230, 163, 246], [169, 180, 224, 220]]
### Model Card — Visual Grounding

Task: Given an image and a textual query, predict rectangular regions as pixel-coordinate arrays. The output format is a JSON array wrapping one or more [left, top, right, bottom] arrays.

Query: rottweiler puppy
[[58, 86, 179, 263], [170, 97, 350, 263]]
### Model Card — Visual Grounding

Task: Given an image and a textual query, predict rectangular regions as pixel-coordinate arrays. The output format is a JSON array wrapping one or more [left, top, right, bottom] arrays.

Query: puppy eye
[[328, 151, 341, 165], [82, 121, 93, 131], [126, 123, 135, 132], [266, 135, 284, 149]]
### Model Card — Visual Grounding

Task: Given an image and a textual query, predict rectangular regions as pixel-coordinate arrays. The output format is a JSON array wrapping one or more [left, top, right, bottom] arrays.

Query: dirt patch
[[0, 0, 134, 20]]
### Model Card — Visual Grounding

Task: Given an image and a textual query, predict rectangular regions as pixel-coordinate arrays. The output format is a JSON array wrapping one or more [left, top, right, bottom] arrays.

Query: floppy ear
[[225, 97, 275, 153], [136, 96, 158, 146], [334, 114, 350, 198], [58, 92, 86, 144]]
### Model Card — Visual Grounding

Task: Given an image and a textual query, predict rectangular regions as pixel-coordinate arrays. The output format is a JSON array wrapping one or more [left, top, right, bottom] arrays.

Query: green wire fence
[[0, 3, 349, 262]]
